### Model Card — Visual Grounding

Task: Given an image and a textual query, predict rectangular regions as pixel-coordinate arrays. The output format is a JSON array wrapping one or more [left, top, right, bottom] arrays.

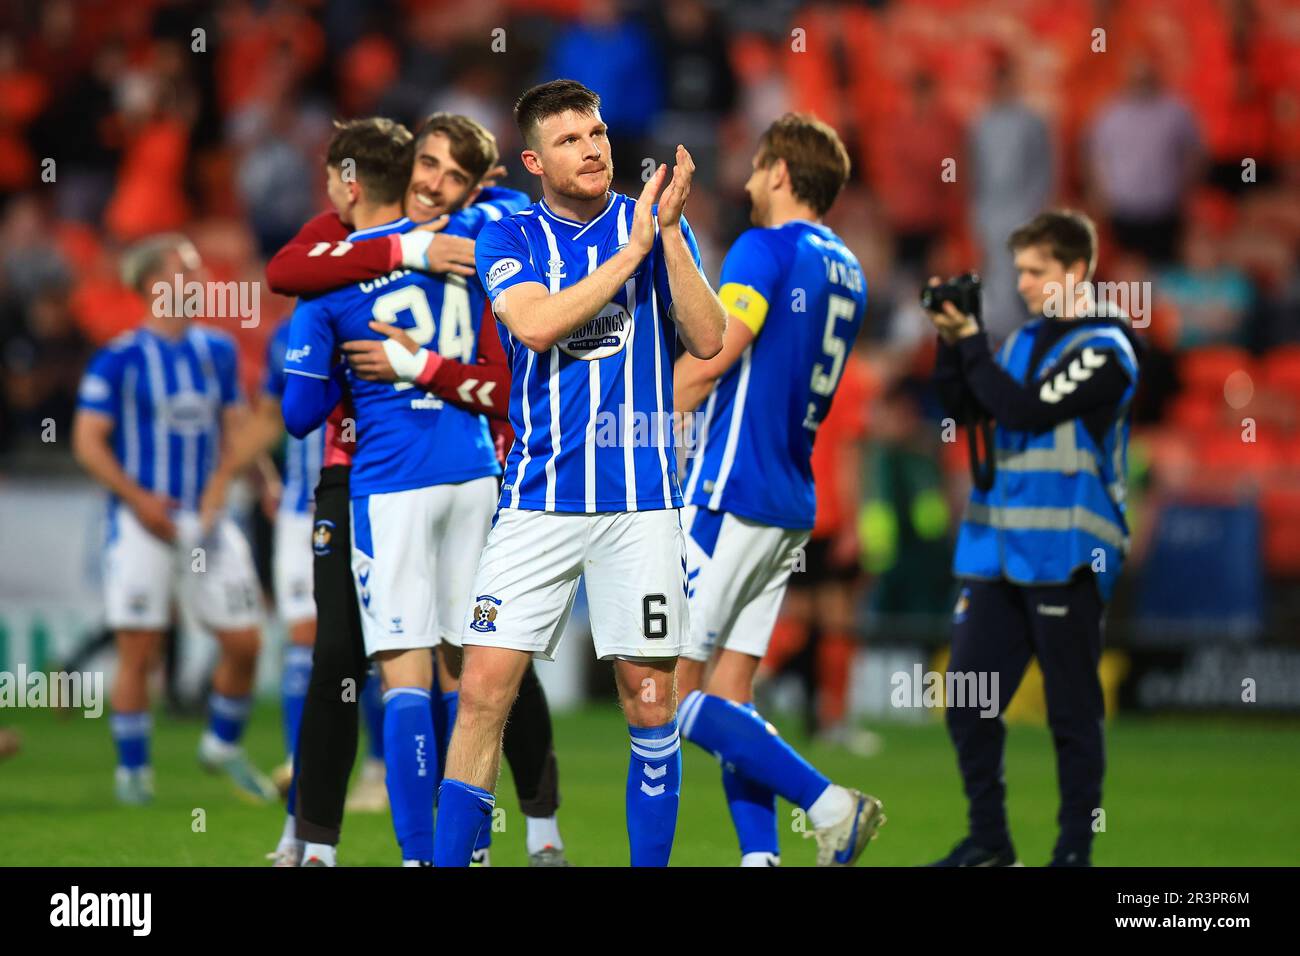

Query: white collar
[[538, 194, 617, 240], [347, 216, 411, 241]]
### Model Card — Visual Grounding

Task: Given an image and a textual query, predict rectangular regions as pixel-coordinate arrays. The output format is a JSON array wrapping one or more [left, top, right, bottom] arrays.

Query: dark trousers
[[945, 571, 1105, 861], [295, 465, 370, 845]]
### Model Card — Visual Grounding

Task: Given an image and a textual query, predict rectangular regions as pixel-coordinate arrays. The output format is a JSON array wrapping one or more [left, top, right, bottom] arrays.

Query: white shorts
[[104, 505, 262, 632], [350, 476, 497, 658], [273, 509, 316, 626], [681, 506, 810, 662], [461, 507, 689, 662]]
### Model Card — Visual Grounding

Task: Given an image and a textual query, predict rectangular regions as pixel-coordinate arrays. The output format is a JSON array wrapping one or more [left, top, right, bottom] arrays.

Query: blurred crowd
[[2, 0, 1299, 607]]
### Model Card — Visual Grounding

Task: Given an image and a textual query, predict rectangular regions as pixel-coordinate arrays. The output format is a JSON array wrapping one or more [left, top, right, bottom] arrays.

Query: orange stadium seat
[[1193, 430, 1281, 482], [1260, 346, 1300, 401], [1167, 392, 1221, 432], [1179, 346, 1254, 397], [1261, 487, 1300, 577]]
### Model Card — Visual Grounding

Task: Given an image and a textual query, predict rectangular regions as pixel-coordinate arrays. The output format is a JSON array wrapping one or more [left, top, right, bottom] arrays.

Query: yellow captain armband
[[718, 282, 770, 336]]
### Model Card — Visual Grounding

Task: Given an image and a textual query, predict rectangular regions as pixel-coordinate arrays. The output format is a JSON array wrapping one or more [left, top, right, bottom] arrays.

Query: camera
[[920, 272, 982, 320], [923, 271, 995, 491]]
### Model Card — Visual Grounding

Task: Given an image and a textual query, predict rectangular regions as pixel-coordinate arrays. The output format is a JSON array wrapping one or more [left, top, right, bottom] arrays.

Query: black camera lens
[[921, 273, 981, 315]]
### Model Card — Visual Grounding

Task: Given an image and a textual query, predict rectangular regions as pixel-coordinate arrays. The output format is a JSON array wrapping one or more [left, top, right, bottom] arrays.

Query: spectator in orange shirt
[[870, 72, 964, 278], [103, 73, 194, 242]]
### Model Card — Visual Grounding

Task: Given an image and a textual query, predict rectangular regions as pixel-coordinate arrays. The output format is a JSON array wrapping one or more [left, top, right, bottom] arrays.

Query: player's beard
[[553, 160, 613, 203]]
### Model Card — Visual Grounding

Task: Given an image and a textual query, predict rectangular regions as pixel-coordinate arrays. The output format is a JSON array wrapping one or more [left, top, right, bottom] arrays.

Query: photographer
[[927, 210, 1143, 867]]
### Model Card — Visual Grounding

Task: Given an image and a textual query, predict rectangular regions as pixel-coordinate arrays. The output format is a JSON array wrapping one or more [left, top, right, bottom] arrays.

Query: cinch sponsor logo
[[50, 886, 151, 936], [0, 666, 103, 718], [487, 257, 521, 290]]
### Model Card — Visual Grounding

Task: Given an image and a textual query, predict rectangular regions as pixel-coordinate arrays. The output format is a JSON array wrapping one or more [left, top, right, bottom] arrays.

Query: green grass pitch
[[1, 703, 1296, 866]]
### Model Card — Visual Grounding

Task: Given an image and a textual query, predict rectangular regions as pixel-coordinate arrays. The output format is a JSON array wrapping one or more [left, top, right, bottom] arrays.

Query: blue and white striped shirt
[[77, 324, 242, 510], [476, 193, 701, 513]]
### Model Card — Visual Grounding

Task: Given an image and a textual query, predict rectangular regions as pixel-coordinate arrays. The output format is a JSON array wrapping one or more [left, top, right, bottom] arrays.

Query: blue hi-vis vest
[[952, 318, 1138, 601]]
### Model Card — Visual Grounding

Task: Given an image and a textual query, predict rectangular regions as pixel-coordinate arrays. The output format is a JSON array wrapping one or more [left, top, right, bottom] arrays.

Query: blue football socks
[[720, 704, 780, 857], [382, 687, 435, 863], [434, 778, 494, 867], [626, 719, 681, 867], [680, 690, 830, 811], [111, 710, 151, 769], [208, 692, 252, 746]]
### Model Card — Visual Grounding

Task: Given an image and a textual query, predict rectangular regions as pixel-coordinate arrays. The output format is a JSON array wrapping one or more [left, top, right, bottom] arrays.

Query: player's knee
[[116, 651, 152, 678], [456, 669, 514, 724], [288, 619, 316, 647], [114, 631, 161, 669], [218, 628, 261, 663], [375, 648, 433, 689], [703, 672, 748, 704], [675, 658, 705, 698], [624, 694, 675, 729]]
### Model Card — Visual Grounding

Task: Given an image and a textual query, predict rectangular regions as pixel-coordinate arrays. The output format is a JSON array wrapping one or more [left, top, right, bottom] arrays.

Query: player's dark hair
[[514, 79, 601, 149], [325, 118, 414, 206], [414, 112, 500, 185], [1008, 210, 1099, 280], [756, 113, 851, 217]]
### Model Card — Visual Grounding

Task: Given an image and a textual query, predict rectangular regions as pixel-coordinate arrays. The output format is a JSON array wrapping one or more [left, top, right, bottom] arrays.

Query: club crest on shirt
[[312, 519, 335, 556], [557, 302, 632, 360], [164, 390, 217, 436], [469, 594, 502, 633], [953, 587, 971, 623]]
